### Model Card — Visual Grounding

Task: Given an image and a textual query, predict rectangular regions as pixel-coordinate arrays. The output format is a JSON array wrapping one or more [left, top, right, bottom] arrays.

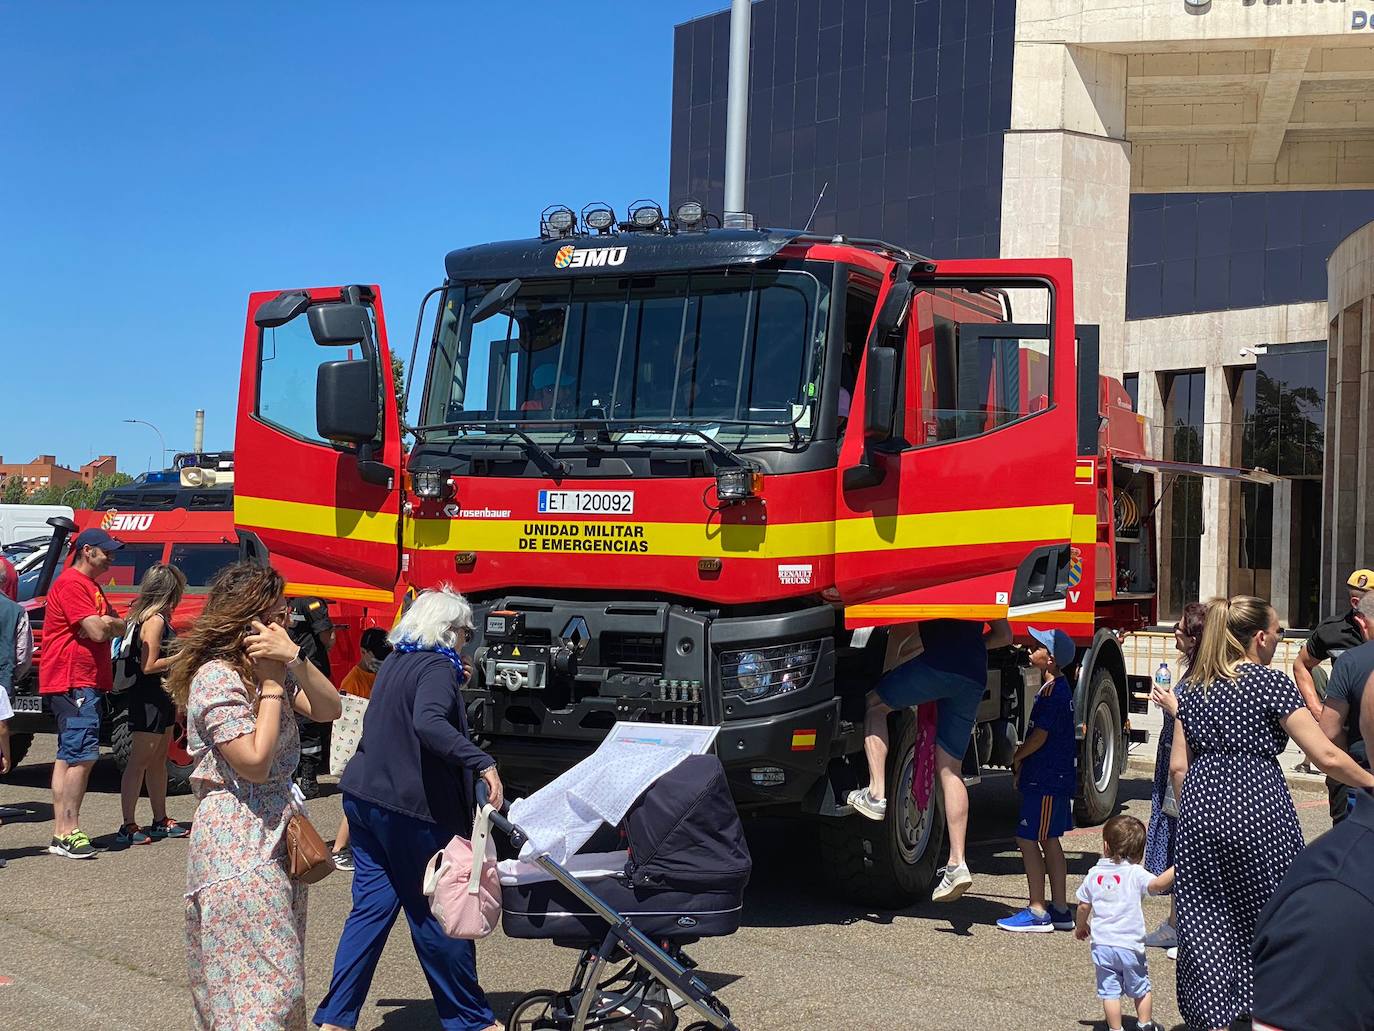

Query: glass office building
[[670, 0, 1374, 625]]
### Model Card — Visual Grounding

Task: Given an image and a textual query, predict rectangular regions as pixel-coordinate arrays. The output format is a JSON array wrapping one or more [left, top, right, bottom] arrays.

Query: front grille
[[601, 633, 665, 674]]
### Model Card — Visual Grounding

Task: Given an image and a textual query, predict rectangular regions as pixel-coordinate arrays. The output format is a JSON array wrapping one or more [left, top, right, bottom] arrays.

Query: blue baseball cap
[[1028, 626, 1075, 669], [72, 528, 125, 554]]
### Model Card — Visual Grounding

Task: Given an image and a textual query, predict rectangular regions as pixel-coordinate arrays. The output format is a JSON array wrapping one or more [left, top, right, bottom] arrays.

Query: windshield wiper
[[423, 421, 568, 481], [604, 422, 746, 468]]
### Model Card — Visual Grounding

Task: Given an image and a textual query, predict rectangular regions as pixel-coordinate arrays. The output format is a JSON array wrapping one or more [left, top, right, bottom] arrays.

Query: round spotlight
[[547, 207, 575, 232], [541, 205, 577, 238], [675, 200, 705, 227], [582, 203, 616, 232], [628, 200, 663, 229]]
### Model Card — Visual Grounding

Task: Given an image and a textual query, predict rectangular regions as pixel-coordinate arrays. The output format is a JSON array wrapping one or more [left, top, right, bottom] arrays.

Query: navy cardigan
[[341, 650, 493, 836]]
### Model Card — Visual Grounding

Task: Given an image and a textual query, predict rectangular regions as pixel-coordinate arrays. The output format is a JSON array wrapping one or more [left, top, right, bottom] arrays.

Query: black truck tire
[[0, 733, 33, 777], [109, 695, 195, 796], [1074, 667, 1122, 826], [819, 711, 946, 908]]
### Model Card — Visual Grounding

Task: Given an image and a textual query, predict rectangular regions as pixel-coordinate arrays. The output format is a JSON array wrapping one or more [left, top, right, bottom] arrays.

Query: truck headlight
[[721, 640, 822, 701]]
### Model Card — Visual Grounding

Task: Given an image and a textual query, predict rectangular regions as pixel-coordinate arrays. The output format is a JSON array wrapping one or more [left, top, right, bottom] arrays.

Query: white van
[[0, 504, 75, 548]]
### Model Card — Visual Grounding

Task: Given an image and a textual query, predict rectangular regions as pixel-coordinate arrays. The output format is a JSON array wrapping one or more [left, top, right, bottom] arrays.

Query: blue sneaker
[[996, 906, 1054, 933], [1049, 904, 1076, 930]]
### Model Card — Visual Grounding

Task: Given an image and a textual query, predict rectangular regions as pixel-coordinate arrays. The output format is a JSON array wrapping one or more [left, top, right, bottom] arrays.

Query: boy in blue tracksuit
[[998, 626, 1078, 933]]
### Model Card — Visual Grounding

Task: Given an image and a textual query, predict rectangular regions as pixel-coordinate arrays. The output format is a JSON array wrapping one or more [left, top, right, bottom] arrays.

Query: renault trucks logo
[[553, 244, 627, 269], [100, 510, 153, 532]]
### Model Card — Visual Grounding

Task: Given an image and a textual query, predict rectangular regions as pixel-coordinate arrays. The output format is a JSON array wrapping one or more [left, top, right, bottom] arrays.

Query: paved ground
[[0, 738, 1333, 1031]]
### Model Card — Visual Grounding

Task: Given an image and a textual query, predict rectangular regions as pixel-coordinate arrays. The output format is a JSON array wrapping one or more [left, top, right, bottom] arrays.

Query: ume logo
[[553, 245, 627, 269], [99, 511, 153, 532]]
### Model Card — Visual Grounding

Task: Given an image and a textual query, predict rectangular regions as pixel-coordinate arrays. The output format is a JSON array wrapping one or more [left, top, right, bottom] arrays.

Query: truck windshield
[[420, 268, 828, 444]]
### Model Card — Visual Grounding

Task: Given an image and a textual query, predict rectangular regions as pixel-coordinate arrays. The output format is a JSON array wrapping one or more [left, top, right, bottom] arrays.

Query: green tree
[[392, 355, 408, 424], [1, 476, 27, 505]]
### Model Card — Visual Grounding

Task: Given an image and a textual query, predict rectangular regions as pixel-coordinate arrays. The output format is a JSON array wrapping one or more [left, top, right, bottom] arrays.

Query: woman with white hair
[[315, 587, 502, 1031]]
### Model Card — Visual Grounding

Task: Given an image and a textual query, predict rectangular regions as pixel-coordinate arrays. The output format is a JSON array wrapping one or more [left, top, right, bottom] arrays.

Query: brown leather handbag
[[285, 811, 335, 883]]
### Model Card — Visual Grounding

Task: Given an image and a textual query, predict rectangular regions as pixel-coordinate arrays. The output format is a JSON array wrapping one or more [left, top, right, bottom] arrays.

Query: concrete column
[[1271, 478, 1295, 626], [1198, 367, 1233, 602], [1359, 296, 1374, 570], [1331, 302, 1363, 607], [1001, 42, 1132, 376]]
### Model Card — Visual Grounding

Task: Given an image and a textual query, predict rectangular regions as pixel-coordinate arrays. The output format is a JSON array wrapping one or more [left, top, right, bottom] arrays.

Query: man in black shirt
[[1318, 592, 1374, 824], [1295, 568, 1370, 819], [289, 597, 337, 799], [1252, 790, 1374, 1031], [1293, 568, 1371, 713]]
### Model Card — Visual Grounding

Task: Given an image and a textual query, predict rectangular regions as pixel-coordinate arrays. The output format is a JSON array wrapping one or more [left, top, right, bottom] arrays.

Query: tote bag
[[328, 692, 369, 777], [423, 804, 501, 939]]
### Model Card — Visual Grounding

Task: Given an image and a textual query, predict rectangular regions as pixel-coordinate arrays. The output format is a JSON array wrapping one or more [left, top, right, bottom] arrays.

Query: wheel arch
[[1073, 629, 1128, 755]]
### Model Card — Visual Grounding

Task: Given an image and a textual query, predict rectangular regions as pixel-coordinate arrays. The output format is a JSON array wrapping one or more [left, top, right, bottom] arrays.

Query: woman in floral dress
[[166, 563, 342, 1030]]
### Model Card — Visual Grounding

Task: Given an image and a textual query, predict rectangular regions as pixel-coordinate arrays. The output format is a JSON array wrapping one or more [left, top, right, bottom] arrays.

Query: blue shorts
[[1091, 945, 1150, 1000], [51, 687, 103, 764], [1016, 792, 1073, 841], [874, 656, 983, 757]]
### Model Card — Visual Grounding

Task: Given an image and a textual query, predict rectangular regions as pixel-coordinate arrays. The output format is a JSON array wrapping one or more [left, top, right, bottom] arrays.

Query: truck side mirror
[[864, 346, 898, 441], [317, 360, 379, 444], [254, 291, 311, 329], [844, 278, 912, 492], [308, 302, 372, 346], [471, 278, 522, 325]]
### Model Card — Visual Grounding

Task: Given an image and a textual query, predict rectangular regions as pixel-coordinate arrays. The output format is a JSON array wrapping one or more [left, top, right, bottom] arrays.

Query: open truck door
[[836, 259, 1079, 626], [234, 285, 403, 604]]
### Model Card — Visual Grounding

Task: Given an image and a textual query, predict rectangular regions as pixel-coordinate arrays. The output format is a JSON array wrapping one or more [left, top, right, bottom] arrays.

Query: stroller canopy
[[623, 754, 752, 892]]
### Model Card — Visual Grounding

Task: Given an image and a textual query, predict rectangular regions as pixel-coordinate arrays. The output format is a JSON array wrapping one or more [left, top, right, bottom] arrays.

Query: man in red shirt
[[40, 528, 126, 859]]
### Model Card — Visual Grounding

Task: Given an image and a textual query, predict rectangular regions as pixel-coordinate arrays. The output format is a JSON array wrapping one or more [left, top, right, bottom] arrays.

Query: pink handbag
[[423, 804, 501, 939]]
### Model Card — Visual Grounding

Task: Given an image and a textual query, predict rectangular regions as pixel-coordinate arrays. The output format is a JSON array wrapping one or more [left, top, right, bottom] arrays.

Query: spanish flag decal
[[791, 730, 817, 752]]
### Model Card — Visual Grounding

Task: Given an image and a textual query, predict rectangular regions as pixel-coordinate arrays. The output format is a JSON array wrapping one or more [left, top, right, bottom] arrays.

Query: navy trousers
[[313, 795, 495, 1031]]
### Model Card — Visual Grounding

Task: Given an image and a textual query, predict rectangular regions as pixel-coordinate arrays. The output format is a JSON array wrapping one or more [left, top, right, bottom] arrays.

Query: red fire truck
[[4, 454, 368, 790], [230, 208, 1269, 904]]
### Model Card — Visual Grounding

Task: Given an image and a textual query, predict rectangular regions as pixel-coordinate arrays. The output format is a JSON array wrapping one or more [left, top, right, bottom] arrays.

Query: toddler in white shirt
[[1074, 814, 1175, 1031]]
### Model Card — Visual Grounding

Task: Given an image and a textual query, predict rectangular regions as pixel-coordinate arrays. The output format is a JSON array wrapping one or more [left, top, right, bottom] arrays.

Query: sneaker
[[1143, 920, 1178, 949], [1166, 946, 1178, 961], [931, 862, 973, 902], [49, 831, 97, 860], [331, 848, 355, 872], [148, 818, 189, 840], [1049, 904, 1076, 930], [997, 906, 1054, 933], [845, 787, 887, 821], [115, 822, 151, 846]]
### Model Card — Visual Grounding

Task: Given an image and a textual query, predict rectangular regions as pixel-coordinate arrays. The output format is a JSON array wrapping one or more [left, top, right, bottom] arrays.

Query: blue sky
[[1, 1, 723, 474]]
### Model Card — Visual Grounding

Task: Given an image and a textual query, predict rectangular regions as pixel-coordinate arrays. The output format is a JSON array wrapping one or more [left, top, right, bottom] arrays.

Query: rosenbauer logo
[[100, 510, 154, 532], [553, 244, 627, 270]]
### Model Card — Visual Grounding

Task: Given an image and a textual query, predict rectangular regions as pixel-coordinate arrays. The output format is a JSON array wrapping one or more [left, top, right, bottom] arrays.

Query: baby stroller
[[486, 748, 751, 1031]]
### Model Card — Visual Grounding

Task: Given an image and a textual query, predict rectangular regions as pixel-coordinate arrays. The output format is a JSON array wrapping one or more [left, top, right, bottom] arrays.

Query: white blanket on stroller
[[508, 736, 691, 864]]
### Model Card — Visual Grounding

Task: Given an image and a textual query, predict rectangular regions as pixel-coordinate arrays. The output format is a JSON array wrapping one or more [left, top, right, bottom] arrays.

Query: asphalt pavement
[[0, 738, 1334, 1031]]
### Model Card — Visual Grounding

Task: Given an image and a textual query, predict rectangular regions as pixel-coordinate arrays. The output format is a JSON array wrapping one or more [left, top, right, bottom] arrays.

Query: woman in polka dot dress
[[1166, 596, 1374, 1030]]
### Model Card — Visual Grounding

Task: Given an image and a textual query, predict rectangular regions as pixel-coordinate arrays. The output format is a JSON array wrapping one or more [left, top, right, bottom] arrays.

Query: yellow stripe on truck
[[235, 495, 399, 546], [405, 503, 1076, 558], [236, 495, 1083, 560], [283, 581, 395, 605]]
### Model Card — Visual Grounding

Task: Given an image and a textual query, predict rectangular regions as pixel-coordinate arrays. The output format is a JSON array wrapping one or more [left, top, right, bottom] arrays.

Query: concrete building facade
[[671, 0, 1374, 627]]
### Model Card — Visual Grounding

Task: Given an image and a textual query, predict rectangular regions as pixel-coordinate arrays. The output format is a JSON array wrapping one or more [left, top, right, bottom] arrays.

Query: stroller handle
[[475, 780, 525, 849]]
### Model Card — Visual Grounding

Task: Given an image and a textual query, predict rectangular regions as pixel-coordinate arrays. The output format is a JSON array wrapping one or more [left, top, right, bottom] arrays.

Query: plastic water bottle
[[1154, 662, 1172, 700]]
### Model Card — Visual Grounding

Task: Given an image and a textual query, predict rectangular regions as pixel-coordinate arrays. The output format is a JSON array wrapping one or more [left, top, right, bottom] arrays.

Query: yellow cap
[[1347, 569, 1374, 590]]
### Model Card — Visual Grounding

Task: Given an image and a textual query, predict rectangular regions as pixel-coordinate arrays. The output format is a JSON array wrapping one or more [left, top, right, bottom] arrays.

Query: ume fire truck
[[232, 203, 1270, 904]]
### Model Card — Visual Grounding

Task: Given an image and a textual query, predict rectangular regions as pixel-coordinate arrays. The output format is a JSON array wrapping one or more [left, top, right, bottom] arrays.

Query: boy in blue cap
[[998, 625, 1078, 932]]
